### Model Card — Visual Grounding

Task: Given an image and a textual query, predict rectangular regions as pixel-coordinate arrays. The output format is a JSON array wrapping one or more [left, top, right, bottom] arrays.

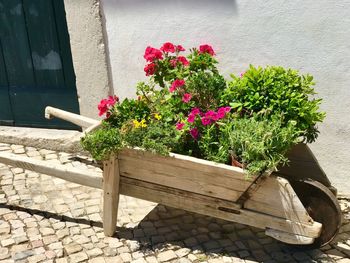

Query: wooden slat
[[244, 176, 314, 224], [0, 152, 102, 189], [265, 228, 314, 245], [120, 176, 322, 238], [103, 156, 120, 236], [119, 148, 255, 202]]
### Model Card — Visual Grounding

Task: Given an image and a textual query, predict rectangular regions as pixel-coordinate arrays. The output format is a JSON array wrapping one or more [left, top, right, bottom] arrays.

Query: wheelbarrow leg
[[103, 155, 120, 236]]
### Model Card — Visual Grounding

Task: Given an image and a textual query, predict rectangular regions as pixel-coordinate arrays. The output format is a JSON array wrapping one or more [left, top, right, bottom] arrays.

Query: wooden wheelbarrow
[[0, 107, 342, 248]]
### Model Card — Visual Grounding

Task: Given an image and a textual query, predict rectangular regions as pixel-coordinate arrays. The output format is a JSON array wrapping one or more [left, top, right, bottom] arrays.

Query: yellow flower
[[140, 119, 147, 128], [154, 113, 161, 120], [133, 120, 141, 128]]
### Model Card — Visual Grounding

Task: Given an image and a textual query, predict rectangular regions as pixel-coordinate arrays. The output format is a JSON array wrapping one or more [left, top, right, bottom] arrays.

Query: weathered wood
[[103, 156, 120, 236], [120, 176, 322, 238], [119, 148, 255, 202], [0, 152, 102, 188], [45, 106, 99, 128], [244, 176, 314, 224], [265, 228, 314, 245]]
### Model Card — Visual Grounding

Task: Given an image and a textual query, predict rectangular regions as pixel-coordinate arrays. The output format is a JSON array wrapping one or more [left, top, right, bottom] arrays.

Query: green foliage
[[223, 65, 325, 142], [223, 116, 299, 175], [81, 125, 122, 161]]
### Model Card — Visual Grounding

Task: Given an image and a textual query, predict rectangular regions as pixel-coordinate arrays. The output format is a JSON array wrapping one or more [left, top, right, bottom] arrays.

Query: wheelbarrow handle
[[45, 106, 100, 130]]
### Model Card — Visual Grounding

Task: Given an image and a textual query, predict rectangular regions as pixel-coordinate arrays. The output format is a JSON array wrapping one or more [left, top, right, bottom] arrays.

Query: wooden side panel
[[120, 176, 322, 238], [118, 149, 255, 202], [244, 176, 314, 225]]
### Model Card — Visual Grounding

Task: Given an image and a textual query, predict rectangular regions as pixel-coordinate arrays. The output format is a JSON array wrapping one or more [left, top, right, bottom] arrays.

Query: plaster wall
[[100, 0, 350, 193], [63, 0, 110, 119]]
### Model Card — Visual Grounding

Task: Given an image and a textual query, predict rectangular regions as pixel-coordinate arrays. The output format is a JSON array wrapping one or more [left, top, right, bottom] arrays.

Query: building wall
[[100, 0, 350, 193], [63, 0, 110, 119]]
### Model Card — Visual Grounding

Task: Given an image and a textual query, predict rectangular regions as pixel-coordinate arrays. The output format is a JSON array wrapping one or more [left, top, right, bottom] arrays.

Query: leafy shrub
[[223, 65, 325, 142]]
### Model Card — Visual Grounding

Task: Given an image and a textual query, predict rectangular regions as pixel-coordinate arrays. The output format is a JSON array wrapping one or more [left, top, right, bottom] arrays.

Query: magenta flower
[[187, 114, 195, 123], [201, 117, 212, 126], [240, 72, 245, 78], [190, 108, 201, 115], [169, 79, 185, 93], [190, 128, 199, 140], [224, 106, 231, 113], [176, 122, 185, 130], [182, 93, 192, 103]]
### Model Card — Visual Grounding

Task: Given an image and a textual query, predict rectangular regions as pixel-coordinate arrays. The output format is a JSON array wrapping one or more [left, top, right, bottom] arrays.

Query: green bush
[[223, 65, 325, 142]]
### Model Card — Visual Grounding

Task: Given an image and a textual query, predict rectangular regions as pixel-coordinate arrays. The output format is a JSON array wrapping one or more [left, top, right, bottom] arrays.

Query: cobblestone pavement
[[0, 143, 349, 263]]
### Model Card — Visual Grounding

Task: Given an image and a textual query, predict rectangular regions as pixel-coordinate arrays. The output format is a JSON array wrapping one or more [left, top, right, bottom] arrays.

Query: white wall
[[64, 0, 110, 119], [101, 0, 350, 193]]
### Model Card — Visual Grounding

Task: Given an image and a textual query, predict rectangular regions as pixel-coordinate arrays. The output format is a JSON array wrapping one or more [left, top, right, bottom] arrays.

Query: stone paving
[[0, 143, 349, 263]]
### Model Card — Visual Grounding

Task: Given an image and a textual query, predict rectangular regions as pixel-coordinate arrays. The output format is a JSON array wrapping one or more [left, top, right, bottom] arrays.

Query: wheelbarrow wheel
[[291, 179, 342, 248]]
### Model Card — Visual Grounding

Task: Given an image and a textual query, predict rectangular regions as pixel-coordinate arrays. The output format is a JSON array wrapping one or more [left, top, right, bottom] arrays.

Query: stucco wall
[[63, 0, 110, 119], [100, 0, 350, 193]]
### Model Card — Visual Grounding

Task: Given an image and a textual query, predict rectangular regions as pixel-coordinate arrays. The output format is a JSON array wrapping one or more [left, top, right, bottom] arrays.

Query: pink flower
[[217, 108, 226, 119], [190, 128, 199, 140], [144, 63, 156, 76], [176, 122, 185, 130], [224, 106, 231, 113], [169, 79, 185, 92], [199, 44, 215, 56], [160, 42, 175, 53], [201, 117, 212, 126], [191, 108, 201, 115], [205, 110, 216, 119], [144, 46, 163, 62], [170, 59, 178, 67], [240, 72, 245, 78], [187, 114, 195, 123], [176, 45, 185, 52], [98, 95, 118, 116], [182, 93, 192, 103], [177, 56, 189, 66]]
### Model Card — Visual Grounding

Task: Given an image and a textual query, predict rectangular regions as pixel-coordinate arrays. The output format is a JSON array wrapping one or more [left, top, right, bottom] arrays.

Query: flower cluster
[[98, 95, 119, 117]]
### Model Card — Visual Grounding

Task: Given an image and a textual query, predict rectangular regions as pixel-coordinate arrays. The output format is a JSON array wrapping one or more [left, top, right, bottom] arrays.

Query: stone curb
[[0, 126, 84, 153]]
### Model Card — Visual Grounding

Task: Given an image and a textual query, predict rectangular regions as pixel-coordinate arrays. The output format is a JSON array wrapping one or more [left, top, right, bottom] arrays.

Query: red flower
[[160, 42, 175, 53], [98, 95, 118, 116], [169, 79, 185, 92], [199, 44, 215, 56], [176, 122, 185, 130], [144, 63, 156, 76], [190, 127, 199, 140], [144, 46, 163, 62], [176, 45, 185, 52], [182, 93, 192, 103], [177, 56, 189, 66]]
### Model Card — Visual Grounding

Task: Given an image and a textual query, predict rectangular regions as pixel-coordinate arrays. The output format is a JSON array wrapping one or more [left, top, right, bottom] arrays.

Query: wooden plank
[[265, 228, 314, 245], [22, 0, 65, 87], [119, 157, 248, 202], [120, 176, 322, 238], [0, 152, 102, 189], [103, 156, 120, 236], [244, 176, 314, 225]]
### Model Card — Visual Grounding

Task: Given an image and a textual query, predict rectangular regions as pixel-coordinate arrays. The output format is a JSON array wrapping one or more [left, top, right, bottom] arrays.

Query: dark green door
[[0, 0, 80, 129]]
